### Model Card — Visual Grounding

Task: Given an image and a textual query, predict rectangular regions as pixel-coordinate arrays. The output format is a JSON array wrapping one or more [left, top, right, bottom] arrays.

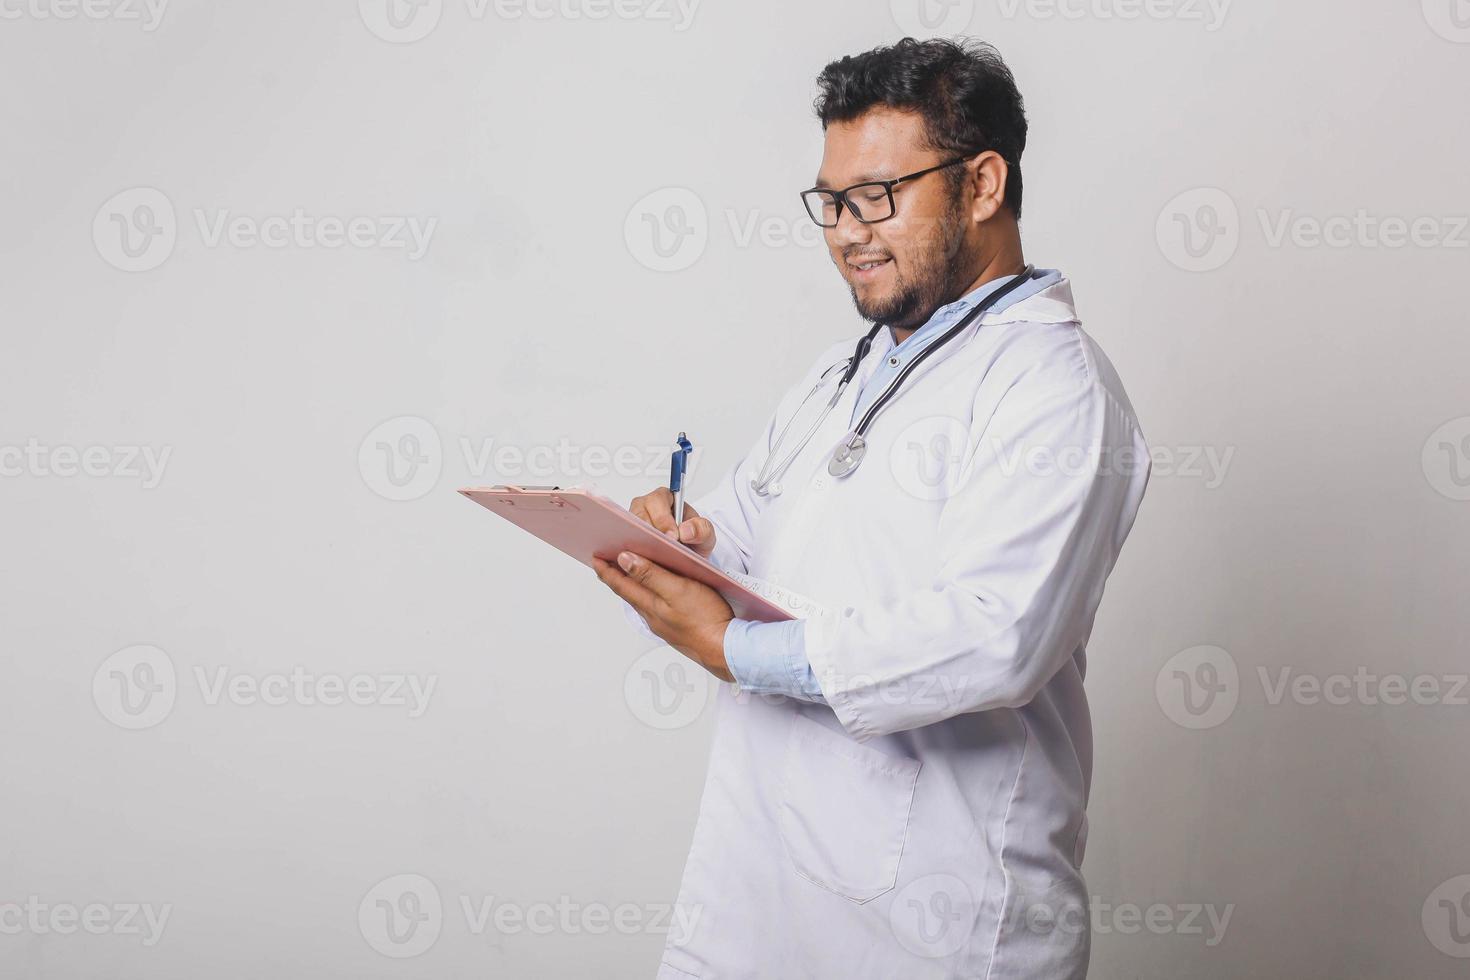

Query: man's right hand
[[629, 488, 718, 559]]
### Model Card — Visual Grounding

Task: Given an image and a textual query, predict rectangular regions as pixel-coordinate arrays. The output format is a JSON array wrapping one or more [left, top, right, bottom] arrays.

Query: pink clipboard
[[458, 485, 795, 624]]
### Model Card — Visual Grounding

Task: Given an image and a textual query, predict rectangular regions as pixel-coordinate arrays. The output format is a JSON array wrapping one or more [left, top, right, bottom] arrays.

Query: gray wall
[[2, 1, 1467, 977]]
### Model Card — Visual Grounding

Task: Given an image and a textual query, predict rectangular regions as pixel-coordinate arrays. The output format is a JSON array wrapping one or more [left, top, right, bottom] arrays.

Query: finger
[[631, 489, 678, 539], [614, 550, 683, 602], [592, 556, 665, 615], [630, 488, 672, 519], [628, 495, 651, 524], [677, 515, 717, 557]]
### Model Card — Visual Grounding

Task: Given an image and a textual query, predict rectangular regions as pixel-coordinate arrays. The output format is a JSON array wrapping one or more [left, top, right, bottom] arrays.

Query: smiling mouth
[[847, 256, 892, 277]]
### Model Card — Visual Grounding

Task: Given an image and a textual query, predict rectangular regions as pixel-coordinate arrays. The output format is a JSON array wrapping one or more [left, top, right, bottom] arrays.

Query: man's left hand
[[593, 552, 736, 682]]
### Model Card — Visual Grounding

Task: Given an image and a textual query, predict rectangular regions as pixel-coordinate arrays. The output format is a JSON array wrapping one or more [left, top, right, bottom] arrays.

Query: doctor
[[595, 37, 1150, 980]]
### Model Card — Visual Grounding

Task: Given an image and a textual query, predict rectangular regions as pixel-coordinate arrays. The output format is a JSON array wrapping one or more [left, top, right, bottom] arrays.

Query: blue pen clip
[[670, 432, 694, 528]]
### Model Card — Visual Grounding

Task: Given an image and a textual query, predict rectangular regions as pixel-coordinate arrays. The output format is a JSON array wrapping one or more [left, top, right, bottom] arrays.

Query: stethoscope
[[750, 266, 1037, 497]]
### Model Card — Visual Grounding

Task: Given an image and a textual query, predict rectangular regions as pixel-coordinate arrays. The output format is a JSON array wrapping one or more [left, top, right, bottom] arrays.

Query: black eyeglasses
[[800, 154, 976, 228]]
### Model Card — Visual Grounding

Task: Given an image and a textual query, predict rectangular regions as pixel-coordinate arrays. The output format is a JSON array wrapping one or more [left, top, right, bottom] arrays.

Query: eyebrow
[[812, 170, 893, 189]]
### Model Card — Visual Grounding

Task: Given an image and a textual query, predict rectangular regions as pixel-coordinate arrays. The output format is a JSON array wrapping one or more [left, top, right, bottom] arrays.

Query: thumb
[[677, 515, 717, 557], [617, 551, 675, 596]]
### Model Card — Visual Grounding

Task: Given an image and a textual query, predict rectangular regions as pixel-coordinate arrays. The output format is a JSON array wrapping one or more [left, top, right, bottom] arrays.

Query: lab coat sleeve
[[802, 374, 1150, 741]]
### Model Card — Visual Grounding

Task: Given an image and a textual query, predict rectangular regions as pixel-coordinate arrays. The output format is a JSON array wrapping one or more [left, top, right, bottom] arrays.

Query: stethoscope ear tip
[[749, 477, 783, 498]]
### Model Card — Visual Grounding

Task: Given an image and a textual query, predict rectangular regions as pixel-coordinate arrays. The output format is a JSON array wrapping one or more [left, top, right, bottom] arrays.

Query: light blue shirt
[[724, 269, 1063, 702]]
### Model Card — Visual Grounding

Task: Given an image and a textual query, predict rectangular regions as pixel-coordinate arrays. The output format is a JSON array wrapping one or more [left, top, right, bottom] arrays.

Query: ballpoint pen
[[669, 432, 694, 530]]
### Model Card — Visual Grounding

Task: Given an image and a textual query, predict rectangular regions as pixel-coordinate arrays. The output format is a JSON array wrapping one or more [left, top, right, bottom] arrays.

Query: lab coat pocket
[[777, 715, 921, 904]]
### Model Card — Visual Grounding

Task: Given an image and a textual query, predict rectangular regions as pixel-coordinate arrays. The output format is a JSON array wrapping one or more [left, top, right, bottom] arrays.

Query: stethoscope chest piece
[[753, 262, 1036, 495], [827, 432, 867, 478]]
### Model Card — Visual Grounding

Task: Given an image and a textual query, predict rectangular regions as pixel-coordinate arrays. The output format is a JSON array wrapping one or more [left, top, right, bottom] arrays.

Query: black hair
[[814, 37, 1029, 219]]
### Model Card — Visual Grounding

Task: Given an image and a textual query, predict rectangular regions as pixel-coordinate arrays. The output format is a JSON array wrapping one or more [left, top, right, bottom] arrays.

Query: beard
[[846, 194, 974, 332]]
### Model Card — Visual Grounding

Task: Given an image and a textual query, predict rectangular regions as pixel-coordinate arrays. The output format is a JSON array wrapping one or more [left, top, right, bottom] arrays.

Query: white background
[[2, 0, 1468, 977]]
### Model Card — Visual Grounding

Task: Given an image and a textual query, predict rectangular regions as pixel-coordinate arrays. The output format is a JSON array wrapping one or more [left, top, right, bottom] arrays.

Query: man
[[595, 37, 1149, 979]]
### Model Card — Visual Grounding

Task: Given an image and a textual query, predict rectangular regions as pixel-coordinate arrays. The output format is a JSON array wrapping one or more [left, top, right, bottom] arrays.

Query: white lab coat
[[620, 279, 1150, 979]]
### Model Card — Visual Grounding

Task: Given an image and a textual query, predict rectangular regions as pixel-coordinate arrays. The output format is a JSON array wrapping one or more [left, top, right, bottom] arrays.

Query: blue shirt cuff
[[723, 618, 825, 703]]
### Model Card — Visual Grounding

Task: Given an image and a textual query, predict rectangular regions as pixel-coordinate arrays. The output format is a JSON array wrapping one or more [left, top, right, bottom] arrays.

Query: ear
[[966, 150, 1011, 223]]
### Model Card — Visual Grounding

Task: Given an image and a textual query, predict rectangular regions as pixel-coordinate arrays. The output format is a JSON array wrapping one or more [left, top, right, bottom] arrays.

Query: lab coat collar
[[986, 275, 1078, 326], [867, 275, 1078, 361]]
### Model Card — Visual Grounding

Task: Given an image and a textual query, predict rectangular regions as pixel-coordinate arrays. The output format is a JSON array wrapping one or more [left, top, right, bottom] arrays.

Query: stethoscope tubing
[[849, 264, 1035, 440], [750, 265, 1037, 495], [750, 364, 848, 494]]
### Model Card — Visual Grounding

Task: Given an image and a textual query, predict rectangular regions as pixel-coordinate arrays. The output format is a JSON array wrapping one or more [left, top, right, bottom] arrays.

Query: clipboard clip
[[491, 485, 579, 510]]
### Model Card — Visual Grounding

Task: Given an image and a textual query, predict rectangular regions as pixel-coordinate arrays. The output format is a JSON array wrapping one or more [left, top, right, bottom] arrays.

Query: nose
[[827, 200, 873, 250]]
